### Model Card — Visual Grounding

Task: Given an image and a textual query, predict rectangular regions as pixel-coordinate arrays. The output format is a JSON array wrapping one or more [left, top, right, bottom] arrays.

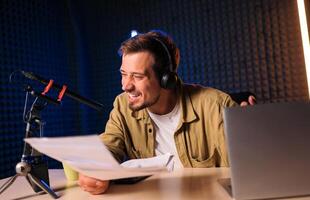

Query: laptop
[[222, 101, 310, 200]]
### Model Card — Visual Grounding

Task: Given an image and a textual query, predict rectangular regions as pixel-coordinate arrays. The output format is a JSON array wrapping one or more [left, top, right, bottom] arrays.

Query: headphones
[[153, 38, 178, 89]]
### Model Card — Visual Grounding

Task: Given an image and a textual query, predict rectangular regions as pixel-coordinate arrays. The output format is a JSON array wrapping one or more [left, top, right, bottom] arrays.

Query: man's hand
[[240, 95, 256, 107], [78, 173, 110, 195]]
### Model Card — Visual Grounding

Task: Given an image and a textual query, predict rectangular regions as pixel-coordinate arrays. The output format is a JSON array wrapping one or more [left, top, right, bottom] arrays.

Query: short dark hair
[[118, 30, 179, 81]]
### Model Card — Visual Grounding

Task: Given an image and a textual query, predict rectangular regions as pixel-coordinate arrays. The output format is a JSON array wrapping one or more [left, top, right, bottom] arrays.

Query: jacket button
[[148, 128, 152, 133]]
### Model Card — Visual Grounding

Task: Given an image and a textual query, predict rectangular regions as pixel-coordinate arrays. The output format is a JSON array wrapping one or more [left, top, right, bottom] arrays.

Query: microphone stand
[[0, 85, 59, 199]]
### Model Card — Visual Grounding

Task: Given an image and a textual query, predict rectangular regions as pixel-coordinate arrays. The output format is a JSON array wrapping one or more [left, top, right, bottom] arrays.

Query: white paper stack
[[24, 135, 172, 180]]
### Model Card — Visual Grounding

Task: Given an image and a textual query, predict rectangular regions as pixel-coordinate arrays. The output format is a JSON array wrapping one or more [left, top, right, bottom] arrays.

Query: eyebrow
[[119, 68, 148, 76]]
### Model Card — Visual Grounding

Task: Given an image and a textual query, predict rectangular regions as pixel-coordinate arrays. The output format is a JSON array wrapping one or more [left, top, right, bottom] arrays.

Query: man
[[78, 30, 256, 194]]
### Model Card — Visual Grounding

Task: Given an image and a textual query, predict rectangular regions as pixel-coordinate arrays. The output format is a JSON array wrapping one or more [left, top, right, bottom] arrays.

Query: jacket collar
[[179, 82, 197, 124]]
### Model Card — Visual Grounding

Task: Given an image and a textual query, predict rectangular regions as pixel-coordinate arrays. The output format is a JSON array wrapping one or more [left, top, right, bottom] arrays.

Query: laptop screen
[[223, 101, 310, 200]]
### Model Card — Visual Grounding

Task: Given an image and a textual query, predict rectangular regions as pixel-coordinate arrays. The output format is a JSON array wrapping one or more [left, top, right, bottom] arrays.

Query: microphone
[[20, 70, 104, 112]]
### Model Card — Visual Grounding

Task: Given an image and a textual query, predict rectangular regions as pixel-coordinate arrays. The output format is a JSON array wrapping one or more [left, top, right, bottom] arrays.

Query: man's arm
[[217, 94, 238, 166], [78, 95, 127, 195], [218, 93, 256, 166]]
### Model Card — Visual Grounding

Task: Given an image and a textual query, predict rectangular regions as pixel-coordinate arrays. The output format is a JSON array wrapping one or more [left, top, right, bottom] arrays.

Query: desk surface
[[1, 168, 310, 200]]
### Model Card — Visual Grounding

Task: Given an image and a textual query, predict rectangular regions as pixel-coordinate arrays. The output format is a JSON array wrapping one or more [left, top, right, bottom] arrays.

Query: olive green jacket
[[100, 83, 237, 167]]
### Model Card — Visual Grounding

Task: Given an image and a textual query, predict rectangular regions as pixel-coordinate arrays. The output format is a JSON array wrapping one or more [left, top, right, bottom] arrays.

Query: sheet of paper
[[24, 135, 168, 180], [121, 153, 174, 171]]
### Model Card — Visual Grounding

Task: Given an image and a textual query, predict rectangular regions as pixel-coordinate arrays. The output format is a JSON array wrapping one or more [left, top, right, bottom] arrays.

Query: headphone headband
[[152, 37, 174, 73], [152, 37, 178, 89]]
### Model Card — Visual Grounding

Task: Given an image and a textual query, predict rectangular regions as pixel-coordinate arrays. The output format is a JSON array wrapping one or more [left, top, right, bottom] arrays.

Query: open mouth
[[127, 93, 141, 102]]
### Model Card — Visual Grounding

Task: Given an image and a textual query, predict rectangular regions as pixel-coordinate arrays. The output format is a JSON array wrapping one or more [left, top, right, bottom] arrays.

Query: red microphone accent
[[57, 85, 67, 102], [41, 80, 54, 95]]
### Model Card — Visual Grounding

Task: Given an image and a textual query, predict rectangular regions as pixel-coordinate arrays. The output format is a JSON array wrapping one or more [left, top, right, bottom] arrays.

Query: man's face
[[120, 51, 161, 111]]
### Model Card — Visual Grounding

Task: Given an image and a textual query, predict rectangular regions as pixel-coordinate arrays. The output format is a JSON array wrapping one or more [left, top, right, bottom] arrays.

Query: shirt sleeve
[[217, 95, 238, 167], [99, 96, 127, 163]]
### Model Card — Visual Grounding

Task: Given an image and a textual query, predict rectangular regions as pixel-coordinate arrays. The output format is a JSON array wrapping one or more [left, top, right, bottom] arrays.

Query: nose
[[121, 76, 134, 91]]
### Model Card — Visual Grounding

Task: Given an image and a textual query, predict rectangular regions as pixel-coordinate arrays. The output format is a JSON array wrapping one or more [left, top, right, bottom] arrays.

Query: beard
[[128, 94, 160, 111]]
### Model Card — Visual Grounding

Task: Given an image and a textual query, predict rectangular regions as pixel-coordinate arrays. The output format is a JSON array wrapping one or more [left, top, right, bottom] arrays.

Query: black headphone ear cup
[[152, 37, 178, 89], [161, 72, 178, 89]]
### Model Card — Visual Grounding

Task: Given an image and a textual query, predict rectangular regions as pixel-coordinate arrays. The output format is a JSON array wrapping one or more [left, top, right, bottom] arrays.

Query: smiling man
[[120, 51, 165, 113], [78, 30, 253, 195]]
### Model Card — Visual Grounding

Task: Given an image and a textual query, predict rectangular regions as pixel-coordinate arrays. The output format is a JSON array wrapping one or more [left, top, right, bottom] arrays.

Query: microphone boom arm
[[21, 71, 104, 112]]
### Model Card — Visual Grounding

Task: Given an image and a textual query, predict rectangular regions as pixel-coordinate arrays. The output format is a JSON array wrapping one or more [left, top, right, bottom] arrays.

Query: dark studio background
[[0, 0, 309, 179]]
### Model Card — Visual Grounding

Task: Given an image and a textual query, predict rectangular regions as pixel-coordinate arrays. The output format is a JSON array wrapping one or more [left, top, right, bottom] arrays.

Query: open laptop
[[222, 101, 310, 200]]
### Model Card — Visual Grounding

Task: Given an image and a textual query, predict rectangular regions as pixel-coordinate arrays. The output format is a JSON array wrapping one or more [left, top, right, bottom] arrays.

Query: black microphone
[[20, 70, 104, 112]]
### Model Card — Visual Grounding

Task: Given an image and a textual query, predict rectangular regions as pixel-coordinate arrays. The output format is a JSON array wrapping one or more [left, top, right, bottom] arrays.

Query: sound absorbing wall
[[0, 0, 308, 178]]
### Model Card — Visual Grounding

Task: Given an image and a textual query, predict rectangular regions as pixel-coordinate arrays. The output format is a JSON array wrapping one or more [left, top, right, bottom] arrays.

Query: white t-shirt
[[147, 102, 183, 169]]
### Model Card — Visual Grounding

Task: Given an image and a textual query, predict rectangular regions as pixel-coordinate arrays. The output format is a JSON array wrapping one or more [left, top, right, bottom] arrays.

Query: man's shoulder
[[110, 92, 130, 114], [113, 92, 128, 105], [183, 84, 229, 98], [182, 83, 236, 106]]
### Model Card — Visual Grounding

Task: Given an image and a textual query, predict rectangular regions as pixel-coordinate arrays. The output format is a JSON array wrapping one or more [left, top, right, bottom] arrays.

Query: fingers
[[82, 182, 109, 195], [240, 95, 257, 107], [248, 95, 256, 105], [78, 173, 110, 195], [240, 101, 249, 107]]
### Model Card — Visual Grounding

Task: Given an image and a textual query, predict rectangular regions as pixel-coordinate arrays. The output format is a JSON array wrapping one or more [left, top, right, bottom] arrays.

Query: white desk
[[1, 168, 310, 200]]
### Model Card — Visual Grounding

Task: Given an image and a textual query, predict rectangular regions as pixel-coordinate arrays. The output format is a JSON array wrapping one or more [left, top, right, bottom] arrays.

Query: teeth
[[128, 93, 139, 100], [129, 94, 138, 97]]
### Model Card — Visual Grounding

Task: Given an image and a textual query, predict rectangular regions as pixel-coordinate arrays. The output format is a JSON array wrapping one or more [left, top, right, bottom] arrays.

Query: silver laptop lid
[[223, 101, 310, 200]]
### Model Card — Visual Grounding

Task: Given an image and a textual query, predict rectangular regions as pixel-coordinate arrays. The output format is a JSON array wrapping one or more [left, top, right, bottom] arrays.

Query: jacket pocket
[[129, 148, 141, 159], [190, 150, 216, 168]]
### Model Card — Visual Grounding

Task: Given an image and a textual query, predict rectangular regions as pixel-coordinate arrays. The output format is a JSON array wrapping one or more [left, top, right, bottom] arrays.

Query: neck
[[148, 89, 178, 115]]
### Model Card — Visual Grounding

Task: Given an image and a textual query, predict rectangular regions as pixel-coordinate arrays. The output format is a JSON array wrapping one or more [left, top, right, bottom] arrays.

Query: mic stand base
[[0, 174, 18, 194], [0, 161, 59, 199]]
